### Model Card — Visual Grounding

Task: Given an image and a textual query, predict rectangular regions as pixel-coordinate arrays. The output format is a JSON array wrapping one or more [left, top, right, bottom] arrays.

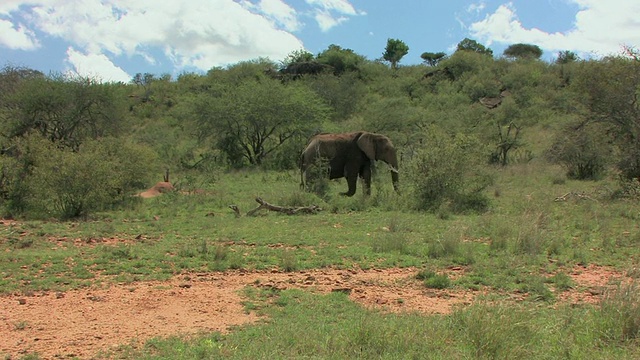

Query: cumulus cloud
[[469, 1, 640, 57], [0, 0, 364, 80], [305, 0, 364, 32], [242, 0, 302, 32], [65, 47, 131, 83], [0, 19, 39, 50]]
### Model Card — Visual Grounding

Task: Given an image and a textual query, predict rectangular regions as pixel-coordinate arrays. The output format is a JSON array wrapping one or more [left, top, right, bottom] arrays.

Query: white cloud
[[305, 0, 363, 32], [248, 0, 302, 32], [467, 1, 486, 14], [0, 19, 39, 50], [469, 1, 640, 57], [65, 47, 131, 83], [1, 0, 307, 78], [314, 9, 348, 32]]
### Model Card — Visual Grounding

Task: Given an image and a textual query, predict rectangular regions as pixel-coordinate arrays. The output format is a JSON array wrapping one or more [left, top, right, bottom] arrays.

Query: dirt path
[[0, 265, 628, 359]]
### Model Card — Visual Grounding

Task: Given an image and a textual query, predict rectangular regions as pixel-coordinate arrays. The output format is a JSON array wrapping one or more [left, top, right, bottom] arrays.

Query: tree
[[555, 50, 579, 64], [503, 43, 542, 60], [317, 44, 366, 75], [383, 38, 410, 69], [1, 74, 125, 150], [194, 78, 329, 166], [456, 38, 493, 56], [569, 46, 640, 178], [279, 49, 331, 79], [421, 52, 446, 66]]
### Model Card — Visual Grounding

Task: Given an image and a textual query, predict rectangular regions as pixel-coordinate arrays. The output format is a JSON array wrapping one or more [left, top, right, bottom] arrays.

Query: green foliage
[[456, 37, 493, 56], [438, 50, 495, 81], [503, 43, 543, 60], [546, 122, 613, 180], [1, 74, 126, 150], [382, 38, 409, 69], [305, 72, 367, 121], [316, 44, 366, 75], [416, 269, 451, 289], [406, 126, 492, 212], [194, 77, 329, 166], [420, 51, 446, 66], [556, 50, 579, 64], [0, 134, 156, 219]]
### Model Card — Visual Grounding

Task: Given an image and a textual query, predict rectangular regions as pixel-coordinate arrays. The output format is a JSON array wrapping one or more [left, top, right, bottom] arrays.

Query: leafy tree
[[456, 38, 493, 56], [194, 78, 329, 166], [556, 50, 579, 64], [581, 46, 640, 179], [546, 122, 612, 180], [1, 74, 126, 150], [503, 43, 542, 60], [421, 52, 446, 66], [305, 72, 367, 121], [0, 65, 44, 106], [383, 38, 410, 69], [280, 49, 331, 78], [438, 49, 495, 81], [316, 44, 366, 75]]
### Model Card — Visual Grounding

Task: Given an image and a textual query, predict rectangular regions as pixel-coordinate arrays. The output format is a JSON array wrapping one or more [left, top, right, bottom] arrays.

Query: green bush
[[0, 134, 157, 219], [406, 126, 492, 212], [546, 122, 613, 180]]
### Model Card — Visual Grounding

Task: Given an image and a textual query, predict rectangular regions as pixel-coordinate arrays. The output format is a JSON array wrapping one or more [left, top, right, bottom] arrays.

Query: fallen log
[[229, 197, 322, 217]]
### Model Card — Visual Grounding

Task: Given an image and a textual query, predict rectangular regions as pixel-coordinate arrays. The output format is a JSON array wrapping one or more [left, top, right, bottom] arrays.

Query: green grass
[[112, 287, 640, 359], [3, 165, 640, 358]]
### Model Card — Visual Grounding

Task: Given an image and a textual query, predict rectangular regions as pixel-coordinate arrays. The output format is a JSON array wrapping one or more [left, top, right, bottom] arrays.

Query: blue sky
[[1, 0, 638, 83]]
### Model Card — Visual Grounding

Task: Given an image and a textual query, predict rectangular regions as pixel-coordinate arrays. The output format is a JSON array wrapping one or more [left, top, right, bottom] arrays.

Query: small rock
[[18, 298, 26, 305]]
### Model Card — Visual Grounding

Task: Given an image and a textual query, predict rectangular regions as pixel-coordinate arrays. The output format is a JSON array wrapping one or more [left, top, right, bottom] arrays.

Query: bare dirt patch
[[0, 265, 631, 359]]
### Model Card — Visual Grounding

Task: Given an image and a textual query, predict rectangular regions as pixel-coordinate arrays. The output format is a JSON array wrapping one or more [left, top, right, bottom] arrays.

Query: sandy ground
[[0, 263, 630, 359]]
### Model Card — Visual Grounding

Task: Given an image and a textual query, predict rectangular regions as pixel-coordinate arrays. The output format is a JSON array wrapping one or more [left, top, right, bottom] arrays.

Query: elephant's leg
[[360, 163, 372, 196], [340, 165, 358, 197]]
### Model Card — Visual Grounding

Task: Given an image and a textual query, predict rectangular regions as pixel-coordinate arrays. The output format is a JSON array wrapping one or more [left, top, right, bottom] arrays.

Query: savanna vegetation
[[2, 38, 640, 359]]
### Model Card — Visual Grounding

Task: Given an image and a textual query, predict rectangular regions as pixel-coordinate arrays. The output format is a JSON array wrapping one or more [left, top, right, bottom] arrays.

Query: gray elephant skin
[[300, 131, 399, 196]]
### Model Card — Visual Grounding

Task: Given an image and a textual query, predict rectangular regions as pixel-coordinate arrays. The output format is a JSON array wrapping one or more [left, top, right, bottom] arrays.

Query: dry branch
[[229, 197, 322, 217], [554, 191, 595, 202]]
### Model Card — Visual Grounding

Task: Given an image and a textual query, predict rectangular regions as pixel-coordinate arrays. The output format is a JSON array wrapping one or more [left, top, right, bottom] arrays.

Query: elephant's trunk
[[386, 152, 400, 193], [391, 168, 399, 193]]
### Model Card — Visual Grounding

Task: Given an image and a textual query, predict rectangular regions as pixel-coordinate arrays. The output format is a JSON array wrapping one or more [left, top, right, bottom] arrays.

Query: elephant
[[299, 131, 399, 196]]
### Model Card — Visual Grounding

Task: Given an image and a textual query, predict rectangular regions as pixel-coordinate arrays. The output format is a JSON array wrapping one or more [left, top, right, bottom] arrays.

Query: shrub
[[405, 126, 492, 213], [1, 134, 157, 219], [416, 269, 451, 289], [546, 122, 613, 180]]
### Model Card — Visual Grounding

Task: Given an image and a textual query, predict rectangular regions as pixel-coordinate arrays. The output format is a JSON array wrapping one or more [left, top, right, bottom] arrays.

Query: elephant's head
[[356, 132, 399, 192]]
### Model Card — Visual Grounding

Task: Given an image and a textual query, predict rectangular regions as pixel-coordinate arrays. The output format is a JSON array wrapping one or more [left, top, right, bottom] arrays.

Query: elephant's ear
[[356, 132, 377, 160]]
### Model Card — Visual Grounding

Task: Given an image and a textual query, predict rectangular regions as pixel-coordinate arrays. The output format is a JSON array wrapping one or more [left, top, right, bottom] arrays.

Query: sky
[[1, 0, 639, 83]]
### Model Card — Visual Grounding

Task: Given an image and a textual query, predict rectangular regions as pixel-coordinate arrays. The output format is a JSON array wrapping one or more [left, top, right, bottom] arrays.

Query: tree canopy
[[456, 38, 493, 56], [383, 38, 410, 69], [503, 43, 543, 60], [421, 52, 447, 66]]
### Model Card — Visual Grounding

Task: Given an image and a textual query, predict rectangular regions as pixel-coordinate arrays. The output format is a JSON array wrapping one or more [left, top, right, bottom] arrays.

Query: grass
[[3, 164, 640, 358], [112, 287, 640, 359]]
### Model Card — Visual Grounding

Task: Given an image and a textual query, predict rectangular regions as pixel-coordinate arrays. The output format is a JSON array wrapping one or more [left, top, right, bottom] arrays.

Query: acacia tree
[[503, 43, 542, 60], [421, 51, 446, 66], [195, 78, 329, 166], [383, 38, 409, 69]]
